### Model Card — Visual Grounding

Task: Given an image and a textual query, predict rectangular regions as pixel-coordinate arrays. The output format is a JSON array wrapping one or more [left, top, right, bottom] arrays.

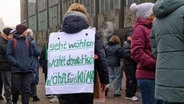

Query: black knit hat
[[16, 24, 28, 35], [3, 28, 13, 35]]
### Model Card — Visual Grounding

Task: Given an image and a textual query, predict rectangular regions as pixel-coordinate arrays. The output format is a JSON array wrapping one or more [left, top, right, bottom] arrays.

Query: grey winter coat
[[150, 0, 184, 102]]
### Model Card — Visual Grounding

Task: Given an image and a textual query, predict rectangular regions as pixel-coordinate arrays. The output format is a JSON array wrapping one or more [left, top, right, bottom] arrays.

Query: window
[[62, 0, 76, 17], [99, 0, 105, 13], [49, 6, 58, 28], [29, 15, 36, 31], [83, 0, 95, 16], [38, 11, 47, 30], [28, 0, 36, 16], [99, 0, 120, 14], [78, 0, 84, 4], [49, 0, 59, 7], [106, 0, 110, 11], [38, 0, 47, 12], [113, 0, 120, 9]]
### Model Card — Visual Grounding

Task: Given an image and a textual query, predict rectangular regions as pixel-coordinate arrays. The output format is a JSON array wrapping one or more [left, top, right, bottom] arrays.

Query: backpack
[[13, 38, 29, 50]]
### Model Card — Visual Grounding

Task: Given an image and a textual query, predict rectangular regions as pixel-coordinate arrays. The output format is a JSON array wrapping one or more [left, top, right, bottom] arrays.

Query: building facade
[[20, 0, 156, 46]]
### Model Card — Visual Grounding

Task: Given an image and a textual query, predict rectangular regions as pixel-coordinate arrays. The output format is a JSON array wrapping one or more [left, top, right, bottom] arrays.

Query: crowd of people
[[0, 0, 184, 104], [0, 25, 40, 104]]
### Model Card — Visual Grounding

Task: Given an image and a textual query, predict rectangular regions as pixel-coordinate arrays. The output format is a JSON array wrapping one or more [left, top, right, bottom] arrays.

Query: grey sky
[[0, 0, 20, 27]]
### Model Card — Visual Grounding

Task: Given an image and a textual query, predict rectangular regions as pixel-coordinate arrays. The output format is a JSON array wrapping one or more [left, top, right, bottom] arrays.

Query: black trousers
[[0, 75, 2, 97], [168, 103, 184, 104], [58, 93, 94, 104], [0, 71, 11, 101], [11, 72, 32, 104], [124, 64, 137, 97], [31, 84, 38, 97]]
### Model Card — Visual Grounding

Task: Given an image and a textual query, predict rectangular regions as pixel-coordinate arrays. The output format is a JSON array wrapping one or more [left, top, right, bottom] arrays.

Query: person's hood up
[[108, 41, 118, 46], [62, 15, 89, 34], [153, 0, 184, 18], [63, 11, 88, 22]]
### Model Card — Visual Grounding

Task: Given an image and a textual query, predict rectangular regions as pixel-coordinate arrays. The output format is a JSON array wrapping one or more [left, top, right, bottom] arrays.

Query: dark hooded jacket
[[27, 36, 40, 84], [6, 34, 33, 73], [105, 41, 122, 67], [123, 40, 137, 66], [62, 15, 109, 84], [0, 35, 11, 70], [151, 0, 184, 102]]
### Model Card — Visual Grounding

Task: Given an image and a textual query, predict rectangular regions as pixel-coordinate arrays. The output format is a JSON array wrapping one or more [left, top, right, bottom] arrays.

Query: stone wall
[[97, 9, 133, 46]]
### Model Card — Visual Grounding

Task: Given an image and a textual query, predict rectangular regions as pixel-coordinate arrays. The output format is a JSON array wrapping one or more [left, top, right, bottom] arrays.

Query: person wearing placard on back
[[55, 3, 109, 104]]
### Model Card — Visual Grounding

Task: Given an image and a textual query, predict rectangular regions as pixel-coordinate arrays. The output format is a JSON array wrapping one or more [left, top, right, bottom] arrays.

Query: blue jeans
[[106, 66, 122, 95], [137, 79, 156, 104]]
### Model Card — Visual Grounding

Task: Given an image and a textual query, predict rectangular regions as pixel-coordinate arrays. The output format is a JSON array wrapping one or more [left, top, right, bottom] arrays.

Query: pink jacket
[[131, 18, 156, 80]]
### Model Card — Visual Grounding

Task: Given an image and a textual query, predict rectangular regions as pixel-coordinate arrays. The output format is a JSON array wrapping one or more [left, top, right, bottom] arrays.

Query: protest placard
[[46, 28, 95, 94]]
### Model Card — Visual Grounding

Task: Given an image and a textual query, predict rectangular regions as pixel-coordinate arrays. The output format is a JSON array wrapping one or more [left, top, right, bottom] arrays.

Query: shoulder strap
[[13, 38, 17, 50], [25, 38, 29, 47], [13, 38, 29, 51]]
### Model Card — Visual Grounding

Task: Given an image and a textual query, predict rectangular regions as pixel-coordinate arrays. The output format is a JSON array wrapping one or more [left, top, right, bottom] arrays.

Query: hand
[[100, 83, 106, 92]]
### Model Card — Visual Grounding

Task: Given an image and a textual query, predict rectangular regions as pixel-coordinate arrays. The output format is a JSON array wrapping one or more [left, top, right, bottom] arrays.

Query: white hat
[[130, 2, 154, 19]]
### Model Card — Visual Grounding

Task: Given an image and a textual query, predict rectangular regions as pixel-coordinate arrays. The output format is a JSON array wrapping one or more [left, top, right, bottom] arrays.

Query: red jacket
[[131, 18, 156, 80]]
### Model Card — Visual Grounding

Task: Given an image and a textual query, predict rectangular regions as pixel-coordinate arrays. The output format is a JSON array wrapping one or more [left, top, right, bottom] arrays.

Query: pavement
[[0, 68, 141, 104]]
